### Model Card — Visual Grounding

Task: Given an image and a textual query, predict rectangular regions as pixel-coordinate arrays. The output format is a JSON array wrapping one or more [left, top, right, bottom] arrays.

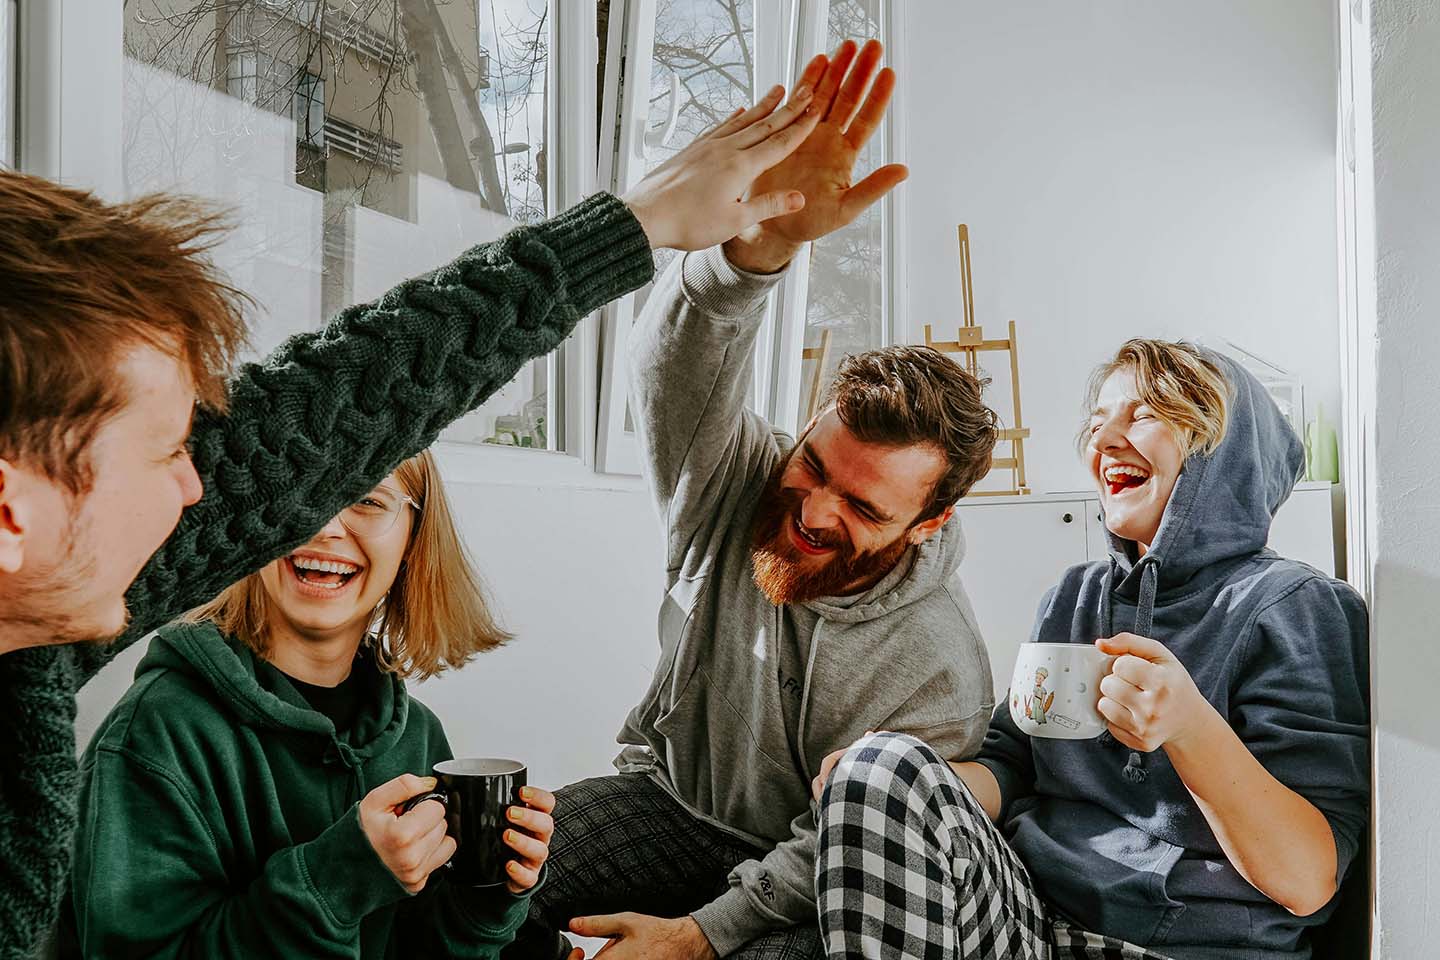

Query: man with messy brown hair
[[0, 81, 822, 956]]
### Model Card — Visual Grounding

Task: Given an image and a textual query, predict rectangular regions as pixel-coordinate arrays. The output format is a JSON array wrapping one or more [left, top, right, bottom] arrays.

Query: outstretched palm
[[727, 40, 909, 273]]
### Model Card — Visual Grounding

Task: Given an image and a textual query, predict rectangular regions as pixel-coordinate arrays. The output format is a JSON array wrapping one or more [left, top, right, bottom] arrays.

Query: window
[[597, 0, 899, 471], [795, 0, 890, 432], [108, 0, 573, 455], [293, 72, 324, 147], [597, 0, 769, 474]]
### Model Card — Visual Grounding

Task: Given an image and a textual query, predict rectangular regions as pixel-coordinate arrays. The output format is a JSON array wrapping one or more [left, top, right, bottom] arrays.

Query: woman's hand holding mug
[[501, 785, 556, 894], [1095, 633, 1215, 753], [361, 774, 455, 894]]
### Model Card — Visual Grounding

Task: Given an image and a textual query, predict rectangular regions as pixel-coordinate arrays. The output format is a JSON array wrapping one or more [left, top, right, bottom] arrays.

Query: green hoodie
[[66, 621, 532, 958]]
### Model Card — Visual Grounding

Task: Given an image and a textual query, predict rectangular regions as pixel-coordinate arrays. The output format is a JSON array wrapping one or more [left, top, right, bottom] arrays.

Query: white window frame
[[23, 0, 618, 489], [766, 0, 903, 434], [595, 0, 903, 473], [596, 0, 797, 474]]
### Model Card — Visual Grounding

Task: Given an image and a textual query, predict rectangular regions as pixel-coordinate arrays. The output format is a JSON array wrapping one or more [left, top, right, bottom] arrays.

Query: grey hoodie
[[617, 248, 994, 955], [978, 354, 1369, 959]]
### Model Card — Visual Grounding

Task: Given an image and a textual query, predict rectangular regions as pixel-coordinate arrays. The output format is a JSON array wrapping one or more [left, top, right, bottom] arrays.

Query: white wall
[[1367, 0, 1440, 954], [77, 472, 664, 794], [901, 0, 1341, 492]]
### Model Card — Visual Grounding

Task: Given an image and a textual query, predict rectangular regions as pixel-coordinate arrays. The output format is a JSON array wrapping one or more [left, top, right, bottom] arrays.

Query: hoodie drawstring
[[795, 619, 824, 777], [1104, 558, 1161, 786], [324, 739, 367, 804]]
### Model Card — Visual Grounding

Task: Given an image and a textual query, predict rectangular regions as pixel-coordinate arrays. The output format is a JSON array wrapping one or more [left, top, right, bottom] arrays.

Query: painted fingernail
[[519, 786, 532, 801]]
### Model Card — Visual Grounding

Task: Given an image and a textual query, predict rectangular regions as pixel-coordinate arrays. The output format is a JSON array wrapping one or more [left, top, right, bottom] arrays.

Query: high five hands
[[623, 39, 907, 266], [726, 39, 909, 273]]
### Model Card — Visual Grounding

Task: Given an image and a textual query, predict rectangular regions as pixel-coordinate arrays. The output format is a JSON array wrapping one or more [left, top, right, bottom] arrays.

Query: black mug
[[404, 758, 527, 887]]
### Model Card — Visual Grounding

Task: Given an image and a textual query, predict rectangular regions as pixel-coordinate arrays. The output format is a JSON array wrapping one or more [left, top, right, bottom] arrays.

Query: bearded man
[[504, 41, 999, 960]]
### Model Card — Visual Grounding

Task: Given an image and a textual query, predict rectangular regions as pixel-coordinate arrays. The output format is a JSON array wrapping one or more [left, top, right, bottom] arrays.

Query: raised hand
[[622, 82, 823, 252], [724, 39, 909, 273]]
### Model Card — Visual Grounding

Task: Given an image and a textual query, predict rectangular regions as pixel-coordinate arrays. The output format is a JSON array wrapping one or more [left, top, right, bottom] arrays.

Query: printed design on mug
[[1023, 667, 1055, 724]]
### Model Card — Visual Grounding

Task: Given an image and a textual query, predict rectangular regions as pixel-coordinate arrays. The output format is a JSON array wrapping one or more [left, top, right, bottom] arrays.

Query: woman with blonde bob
[[67, 450, 557, 958], [812, 340, 1369, 960]]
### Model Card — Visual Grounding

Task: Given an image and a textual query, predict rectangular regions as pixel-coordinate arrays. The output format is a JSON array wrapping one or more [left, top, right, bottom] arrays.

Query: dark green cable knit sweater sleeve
[[0, 193, 653, 959]]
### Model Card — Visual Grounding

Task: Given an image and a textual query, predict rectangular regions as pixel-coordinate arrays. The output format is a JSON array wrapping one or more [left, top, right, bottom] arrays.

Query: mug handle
[[399, 790, 448, 815]]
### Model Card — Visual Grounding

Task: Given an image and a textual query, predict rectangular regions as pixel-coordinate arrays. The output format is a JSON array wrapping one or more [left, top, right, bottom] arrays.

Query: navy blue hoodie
[[977, 356, 1369, 959]]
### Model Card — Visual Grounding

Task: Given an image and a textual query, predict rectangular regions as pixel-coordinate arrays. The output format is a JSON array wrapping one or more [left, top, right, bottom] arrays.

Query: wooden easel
[[923, 224, 1031, 497], [801, 328, 833, 422]]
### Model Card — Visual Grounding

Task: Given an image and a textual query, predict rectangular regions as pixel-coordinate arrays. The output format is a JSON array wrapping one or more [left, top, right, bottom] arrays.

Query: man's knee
[[827, 731, 951, 800]]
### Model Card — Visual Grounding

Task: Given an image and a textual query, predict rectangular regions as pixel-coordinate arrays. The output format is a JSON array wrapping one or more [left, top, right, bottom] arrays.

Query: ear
[[0, 460, 25, 574], [907, 505, 955, 545]]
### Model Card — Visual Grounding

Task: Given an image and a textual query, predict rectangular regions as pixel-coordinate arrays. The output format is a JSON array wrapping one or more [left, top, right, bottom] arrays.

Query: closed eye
[[851, 503, 881, 524]]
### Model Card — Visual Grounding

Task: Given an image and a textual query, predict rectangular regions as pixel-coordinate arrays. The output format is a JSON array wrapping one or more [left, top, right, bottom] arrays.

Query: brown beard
[[748, 456, 912, 606]]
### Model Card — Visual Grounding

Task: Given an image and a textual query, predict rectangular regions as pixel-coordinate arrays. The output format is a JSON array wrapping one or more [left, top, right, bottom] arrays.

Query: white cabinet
[[956, 482, 1340, 700]]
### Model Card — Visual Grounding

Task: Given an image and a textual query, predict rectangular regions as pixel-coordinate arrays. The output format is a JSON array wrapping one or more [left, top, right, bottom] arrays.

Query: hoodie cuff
[[448, 865, 546, 934], [680, 246, 785, 322], [302, 802, 411, 927], [691, 886, 784, 957]]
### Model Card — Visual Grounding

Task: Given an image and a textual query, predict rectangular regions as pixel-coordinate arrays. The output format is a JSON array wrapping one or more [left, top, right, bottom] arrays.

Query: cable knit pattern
[[0, 192, 653, 958]]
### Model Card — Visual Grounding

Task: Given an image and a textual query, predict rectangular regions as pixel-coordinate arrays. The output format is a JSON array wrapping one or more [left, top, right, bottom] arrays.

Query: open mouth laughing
[[1103, 463, 1152, 497], [285, 552, 363, 597], [789, 515, 837, 557]]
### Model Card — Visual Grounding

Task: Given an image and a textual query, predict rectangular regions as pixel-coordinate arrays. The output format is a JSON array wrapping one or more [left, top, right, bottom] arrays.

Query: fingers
[[508, 805, 555, 845], [840, 163, 908, 223], [1099, 671, 1143, 708], [731, 84, 815, 149], [1097, 694, 1138, 733], [518, 785, 556, 815], [812, 39, 858, 117], [827, 38, 885, 127], [797, 53, 829, 93], [364, 774, 437, 814], [844, 66, 896, 149], [571, 913, 637, 939], [709, 85, 785, 140], [1097, 632, 1168, 660], [1105, 722, 1147, 752], [567, 951, 586, 960], [392, 795, 447, 843], [506, 854, 543, 893], [1110, 653, 1157, 689], [740, 190, 806, 227], [504, 825, 549, 864], [394, 819, 454, 892], [744, 102, 824, 171]]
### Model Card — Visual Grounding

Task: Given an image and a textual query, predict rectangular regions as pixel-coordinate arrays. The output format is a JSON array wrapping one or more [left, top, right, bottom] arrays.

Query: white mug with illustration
[[1008, 642, 1116, 739]]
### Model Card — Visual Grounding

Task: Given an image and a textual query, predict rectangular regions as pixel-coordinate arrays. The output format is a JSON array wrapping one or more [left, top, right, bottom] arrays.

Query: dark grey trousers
[[502, 773, 822, 959]]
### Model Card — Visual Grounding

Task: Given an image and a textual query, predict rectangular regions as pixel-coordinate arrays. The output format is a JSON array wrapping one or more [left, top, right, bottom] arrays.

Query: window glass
[[796, 0, 887, 431], [123, 0, 562, 451]]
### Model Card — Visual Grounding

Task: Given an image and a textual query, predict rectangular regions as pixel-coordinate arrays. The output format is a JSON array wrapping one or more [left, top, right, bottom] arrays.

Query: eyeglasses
[[338, 485, 421, 539]]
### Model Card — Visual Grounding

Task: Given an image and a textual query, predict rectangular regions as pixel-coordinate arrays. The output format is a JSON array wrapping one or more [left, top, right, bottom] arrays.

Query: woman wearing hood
[[810, 340, 1369, 960], [65, 450, 556, 958]]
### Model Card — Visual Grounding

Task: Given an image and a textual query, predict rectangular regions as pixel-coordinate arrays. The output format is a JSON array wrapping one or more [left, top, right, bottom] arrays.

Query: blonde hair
[[1082, 339, 1232, 458], [186, 449, 509, 680]]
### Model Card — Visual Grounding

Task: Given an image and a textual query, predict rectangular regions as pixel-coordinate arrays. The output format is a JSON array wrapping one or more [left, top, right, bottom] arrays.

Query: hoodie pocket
[[1009, 800, 1186, 946]]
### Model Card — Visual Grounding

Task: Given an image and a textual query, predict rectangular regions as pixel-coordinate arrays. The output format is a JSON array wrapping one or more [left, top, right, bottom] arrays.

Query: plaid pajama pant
[[816, 733, 1173, 960], [502, 773, 823, 959]]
